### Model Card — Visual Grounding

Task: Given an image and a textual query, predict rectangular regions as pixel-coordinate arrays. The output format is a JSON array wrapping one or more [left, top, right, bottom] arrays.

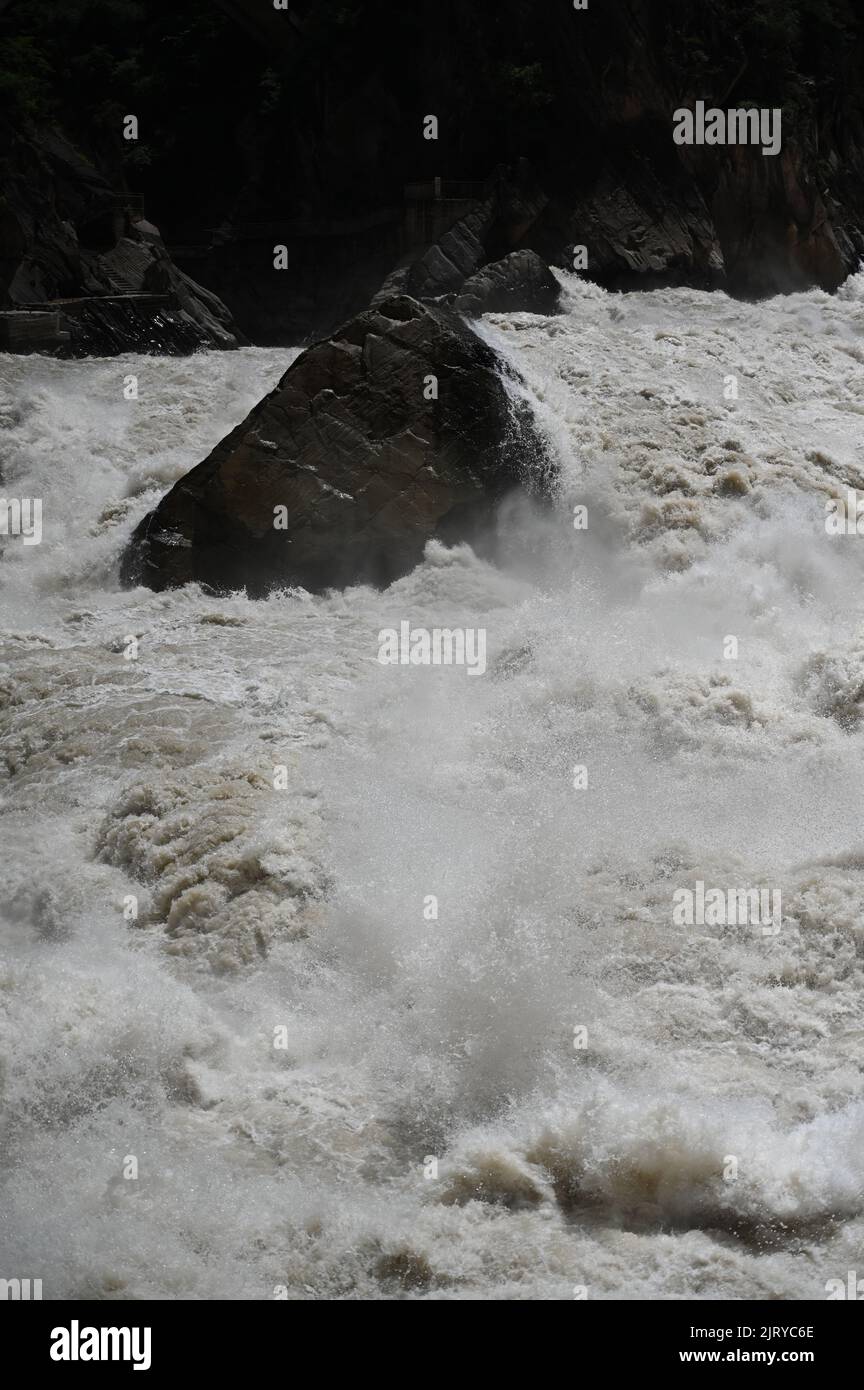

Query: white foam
[[2, 279, 864, 1299]]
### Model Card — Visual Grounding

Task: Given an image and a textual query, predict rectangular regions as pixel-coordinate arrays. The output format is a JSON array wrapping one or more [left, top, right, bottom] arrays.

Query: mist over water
[[2, 274, 864, 1300]]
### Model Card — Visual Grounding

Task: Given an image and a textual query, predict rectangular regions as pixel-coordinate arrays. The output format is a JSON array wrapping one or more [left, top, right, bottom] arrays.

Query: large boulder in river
[[121, 295, 550, 596]]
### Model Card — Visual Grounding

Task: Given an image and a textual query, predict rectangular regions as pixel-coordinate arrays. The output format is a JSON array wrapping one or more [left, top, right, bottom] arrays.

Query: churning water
[[1, 271, 863, 1299]]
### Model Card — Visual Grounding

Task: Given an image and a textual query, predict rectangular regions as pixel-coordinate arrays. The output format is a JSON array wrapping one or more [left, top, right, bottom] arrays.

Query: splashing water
[[1, 274, 863, 1300]]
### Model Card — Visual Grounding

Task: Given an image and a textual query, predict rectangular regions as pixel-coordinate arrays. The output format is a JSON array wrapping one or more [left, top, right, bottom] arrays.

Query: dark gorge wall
[[2, 0, 864, 349]]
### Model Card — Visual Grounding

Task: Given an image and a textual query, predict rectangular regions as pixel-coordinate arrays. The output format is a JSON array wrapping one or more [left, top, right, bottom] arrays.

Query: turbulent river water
[[2, 272, 864, 1300]]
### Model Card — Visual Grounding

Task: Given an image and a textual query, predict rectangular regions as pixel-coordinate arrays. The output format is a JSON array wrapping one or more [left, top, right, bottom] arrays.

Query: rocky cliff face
[[507, 0, 864, 293], [3, 0, 864, 349]]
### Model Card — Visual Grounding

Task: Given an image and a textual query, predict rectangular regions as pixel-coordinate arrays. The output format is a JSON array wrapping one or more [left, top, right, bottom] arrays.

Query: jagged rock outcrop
[[51, 295, 220, 357], [0, 116, 239, 353], [105, 223, 237, 347], [709, 144, 853, 295], [453, 250, 561, 317], [122, 295, 551, 596], [526, 157, 725, 288], [406, 193, 499, 300]]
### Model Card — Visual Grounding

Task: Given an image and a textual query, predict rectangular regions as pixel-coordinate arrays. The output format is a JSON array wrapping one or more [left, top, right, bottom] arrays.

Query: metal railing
[[108, 192, 146, 212], [195, 208, 401, 242], [403, 175, 498, 203]]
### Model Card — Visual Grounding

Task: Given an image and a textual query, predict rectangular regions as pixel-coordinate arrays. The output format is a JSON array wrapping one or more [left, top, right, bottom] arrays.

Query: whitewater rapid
[[1, 272, 863, 1299]]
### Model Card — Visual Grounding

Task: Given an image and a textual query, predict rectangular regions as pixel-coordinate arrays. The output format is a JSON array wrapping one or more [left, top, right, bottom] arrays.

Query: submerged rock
[[122, 295, 552, 596]]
